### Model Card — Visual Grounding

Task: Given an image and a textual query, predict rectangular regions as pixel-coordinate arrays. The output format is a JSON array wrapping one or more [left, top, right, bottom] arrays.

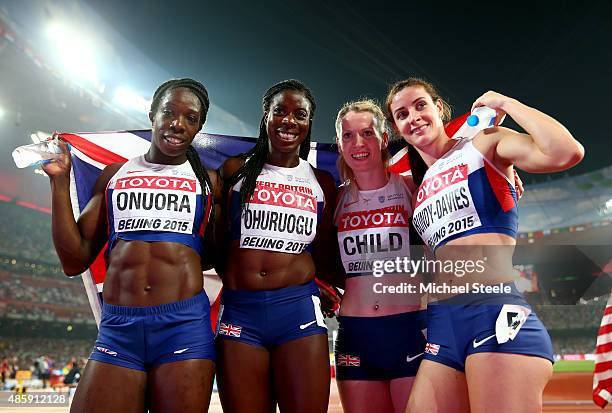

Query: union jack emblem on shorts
[[219, 322, 242, 337], [337, 353, 360, 367], [425, 342, 440, 356]]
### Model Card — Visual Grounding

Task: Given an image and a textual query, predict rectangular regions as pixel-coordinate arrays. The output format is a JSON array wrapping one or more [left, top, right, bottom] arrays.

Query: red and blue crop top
[[412, 137, 518, 250], [105, 155, 211, 256]]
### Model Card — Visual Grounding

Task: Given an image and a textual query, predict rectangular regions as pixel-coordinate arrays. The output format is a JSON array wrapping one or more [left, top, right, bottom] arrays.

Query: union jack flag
[[593, 293, 612, 408], [56, 113, 472, 327], [219, 322, 242, 337], [425, 342, 440, 356], [336, 353, 360, 367]]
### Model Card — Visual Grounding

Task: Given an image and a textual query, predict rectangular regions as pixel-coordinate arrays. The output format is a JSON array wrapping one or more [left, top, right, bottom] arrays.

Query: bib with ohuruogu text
[[229, 159, 325, 254]]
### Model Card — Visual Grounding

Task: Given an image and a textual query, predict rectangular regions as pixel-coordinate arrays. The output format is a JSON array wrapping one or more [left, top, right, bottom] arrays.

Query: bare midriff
[[340, 274, 426, 317], [223, 240, 315, 290], [430, 232, 519, 301], [103, 239, 203, 306]]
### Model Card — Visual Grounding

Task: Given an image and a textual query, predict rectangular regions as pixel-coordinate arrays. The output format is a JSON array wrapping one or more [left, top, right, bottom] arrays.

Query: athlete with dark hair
[[43, 78, 220, 413], [216, 79, 336, 413], [385, 78, 584, 413]]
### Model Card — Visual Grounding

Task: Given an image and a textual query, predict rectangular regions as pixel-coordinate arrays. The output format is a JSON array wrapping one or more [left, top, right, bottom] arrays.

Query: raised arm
[[472, 91, 584, 173], [42, 141, 120, 276]]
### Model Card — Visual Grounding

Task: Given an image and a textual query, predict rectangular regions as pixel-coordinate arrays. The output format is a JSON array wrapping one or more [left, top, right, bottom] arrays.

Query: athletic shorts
[[216, 280, 327, 349], [90, 291, 215, 371], [423, 283, 554, 372], [335, 311, 427, 381]]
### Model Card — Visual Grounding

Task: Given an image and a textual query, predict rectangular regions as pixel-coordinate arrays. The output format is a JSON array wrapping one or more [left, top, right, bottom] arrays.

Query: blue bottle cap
[[467, 115, 479, 127]]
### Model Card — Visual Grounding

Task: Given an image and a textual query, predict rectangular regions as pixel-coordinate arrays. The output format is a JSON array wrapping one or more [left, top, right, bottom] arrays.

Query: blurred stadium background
[[0, 1, 610, 410]]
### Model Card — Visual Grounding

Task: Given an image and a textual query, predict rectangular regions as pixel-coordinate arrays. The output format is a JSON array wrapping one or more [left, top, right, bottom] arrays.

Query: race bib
[[110, 175, 198, 234], [413, 162, 482, 248], [337, 204, 410, 275], [240, 180, 319, 254]]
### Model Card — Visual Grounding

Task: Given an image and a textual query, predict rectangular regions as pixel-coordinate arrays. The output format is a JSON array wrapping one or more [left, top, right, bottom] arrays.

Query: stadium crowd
[[0, 202, 58, 264], [0, 271, 90, 308], [0, 338, 90, 389], [536, 302, 607, 330], [552, 336, 598, 356], [0, 201, 606, 383]]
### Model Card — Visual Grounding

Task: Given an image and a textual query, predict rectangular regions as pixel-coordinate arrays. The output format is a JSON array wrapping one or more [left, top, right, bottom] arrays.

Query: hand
[[512, 168, 524, 200], [41, 140, 72, 180], [319, 287, 340, 318], [316, 278, 342, 318], [471, 91, 515, 127]]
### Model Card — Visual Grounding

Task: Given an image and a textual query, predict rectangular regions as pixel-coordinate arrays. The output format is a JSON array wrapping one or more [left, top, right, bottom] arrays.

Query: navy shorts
[[216, 280, 327, 349], [90, 291, 215, 371], [424, 283, 553, 372], [335, 311, 427, 381]]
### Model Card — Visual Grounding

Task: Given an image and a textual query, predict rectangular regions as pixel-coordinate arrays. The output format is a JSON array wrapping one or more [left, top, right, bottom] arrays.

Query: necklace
[[360, 194, 372, 205]]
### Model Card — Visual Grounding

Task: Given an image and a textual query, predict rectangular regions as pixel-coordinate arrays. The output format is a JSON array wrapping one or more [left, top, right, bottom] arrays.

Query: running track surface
[[0, 373, 602, 412]]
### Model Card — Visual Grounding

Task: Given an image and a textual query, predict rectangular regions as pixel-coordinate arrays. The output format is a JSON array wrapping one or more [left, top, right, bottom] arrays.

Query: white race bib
[[413, 160, 482, 248], [111, 175, 198, 234]]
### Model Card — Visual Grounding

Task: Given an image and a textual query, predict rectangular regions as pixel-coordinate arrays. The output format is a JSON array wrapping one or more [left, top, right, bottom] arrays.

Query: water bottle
[[12, 136, 63, 168], [466, 106, 497, 128]]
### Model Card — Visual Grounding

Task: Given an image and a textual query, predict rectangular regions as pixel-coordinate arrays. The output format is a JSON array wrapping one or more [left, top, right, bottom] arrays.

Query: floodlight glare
[[46, 23, 99, 86], [113, 87, 150, 113]]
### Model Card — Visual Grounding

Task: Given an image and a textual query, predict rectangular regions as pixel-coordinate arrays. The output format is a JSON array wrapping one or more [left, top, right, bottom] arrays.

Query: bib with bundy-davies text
[[412, 138, 517, 249]]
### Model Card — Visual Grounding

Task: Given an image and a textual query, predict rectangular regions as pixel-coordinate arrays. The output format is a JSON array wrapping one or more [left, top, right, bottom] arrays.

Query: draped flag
[[59, 112, 471, 326], [593, 293, 612, 408]]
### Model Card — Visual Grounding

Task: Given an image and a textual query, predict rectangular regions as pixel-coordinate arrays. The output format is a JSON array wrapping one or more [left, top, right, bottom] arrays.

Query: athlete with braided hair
[[216, 79, 337, 413], [43, 78, 220, 413]]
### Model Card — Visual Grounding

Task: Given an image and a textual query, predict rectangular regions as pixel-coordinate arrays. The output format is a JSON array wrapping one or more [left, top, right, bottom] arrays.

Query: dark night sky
[[84, 1, 611, 182]]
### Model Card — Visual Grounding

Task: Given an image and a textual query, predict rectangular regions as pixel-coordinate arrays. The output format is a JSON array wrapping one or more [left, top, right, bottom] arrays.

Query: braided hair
[[226, 79, 316, 209], [151, 78, 210, 128], [150, 78, 214, 221]]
